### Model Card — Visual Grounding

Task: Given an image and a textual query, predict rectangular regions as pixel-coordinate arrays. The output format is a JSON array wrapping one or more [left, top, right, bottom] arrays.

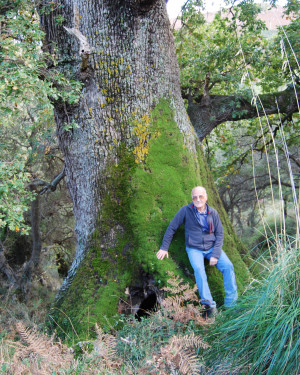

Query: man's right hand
[[156, 249, 169, 260]]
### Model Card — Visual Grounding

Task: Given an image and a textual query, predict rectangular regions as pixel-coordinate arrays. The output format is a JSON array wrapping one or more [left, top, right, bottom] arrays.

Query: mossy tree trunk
[[40, 0, 249, 337]]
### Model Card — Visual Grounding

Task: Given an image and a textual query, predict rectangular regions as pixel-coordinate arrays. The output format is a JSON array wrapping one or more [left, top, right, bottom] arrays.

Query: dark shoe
[[202, 305, 218, 319]]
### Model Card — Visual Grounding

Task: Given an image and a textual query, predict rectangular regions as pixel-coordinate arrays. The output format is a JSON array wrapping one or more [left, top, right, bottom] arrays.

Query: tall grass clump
[[206, 240, 299, 374]]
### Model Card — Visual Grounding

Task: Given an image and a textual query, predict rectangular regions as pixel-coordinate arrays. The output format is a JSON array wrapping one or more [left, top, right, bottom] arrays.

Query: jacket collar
[[189, 202, 211, 214]]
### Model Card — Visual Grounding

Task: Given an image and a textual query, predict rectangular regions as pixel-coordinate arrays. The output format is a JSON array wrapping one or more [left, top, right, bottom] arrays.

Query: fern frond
[[162, 295, 183, 309], [159, 272, 215, 327], [170, 332, 210, 350], [92, 323, 122, 369], [161, 295, 210, 325], [163, 271, 194, 297], [155, 333, 208, 374], [178, 348, 202, 375], [13, 321, 74, 371], [182, 284, 199, 302]]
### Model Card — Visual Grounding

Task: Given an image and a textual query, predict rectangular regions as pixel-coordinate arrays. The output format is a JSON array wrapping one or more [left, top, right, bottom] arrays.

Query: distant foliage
[[0, 158, 35, 233], [0, 0, 81, 233], [174, 0, 300, 235], [176, 0, 268, 99]]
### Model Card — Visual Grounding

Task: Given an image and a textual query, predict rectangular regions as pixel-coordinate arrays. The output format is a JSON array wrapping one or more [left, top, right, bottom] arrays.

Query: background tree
[[176, 1, 299, 140], [0, 0, 78, 295], [174, 0, 299, 243]]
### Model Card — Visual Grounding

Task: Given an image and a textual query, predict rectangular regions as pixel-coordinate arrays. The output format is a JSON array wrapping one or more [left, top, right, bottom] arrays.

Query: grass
[[205, 240, 299, 374]]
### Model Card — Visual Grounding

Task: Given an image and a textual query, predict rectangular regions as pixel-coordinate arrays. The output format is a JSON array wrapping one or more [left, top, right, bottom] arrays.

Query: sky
[[166, 0, 287, 19]]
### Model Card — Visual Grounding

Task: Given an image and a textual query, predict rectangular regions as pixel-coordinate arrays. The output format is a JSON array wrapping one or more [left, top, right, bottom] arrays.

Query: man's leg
[[213, 250, 238, 307], [186, 247, 216, 308]]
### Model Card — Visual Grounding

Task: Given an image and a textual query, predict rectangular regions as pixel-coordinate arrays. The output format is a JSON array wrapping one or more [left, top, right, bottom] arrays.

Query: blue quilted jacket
[[160, 203, 224, 259]]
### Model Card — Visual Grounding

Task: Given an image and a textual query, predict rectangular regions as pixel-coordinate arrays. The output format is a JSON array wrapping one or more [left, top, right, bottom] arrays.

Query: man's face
[[192, 188, 208, 211]]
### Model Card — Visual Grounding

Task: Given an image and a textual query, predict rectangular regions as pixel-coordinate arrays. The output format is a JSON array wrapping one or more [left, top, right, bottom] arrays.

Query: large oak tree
[[37, 0, 251, 335]]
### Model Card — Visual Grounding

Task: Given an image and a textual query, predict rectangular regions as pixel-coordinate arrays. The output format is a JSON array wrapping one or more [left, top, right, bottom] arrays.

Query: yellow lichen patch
[[132, 113, 151, 164]]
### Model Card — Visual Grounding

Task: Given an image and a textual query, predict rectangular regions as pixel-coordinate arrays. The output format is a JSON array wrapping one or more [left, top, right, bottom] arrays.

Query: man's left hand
[[209, 257, 218, 266]]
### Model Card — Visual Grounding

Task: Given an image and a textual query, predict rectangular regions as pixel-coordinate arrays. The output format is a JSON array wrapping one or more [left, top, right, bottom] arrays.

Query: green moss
[[49, 99, 250, 340], [128, 100, 250, 304], [128, 101, 200, 284], [48, 145, 138, 340]]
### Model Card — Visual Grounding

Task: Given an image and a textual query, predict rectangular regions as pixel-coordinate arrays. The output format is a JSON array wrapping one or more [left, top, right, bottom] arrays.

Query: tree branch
[[0, 169, 67, 296], [187, 85, 300, 140], [0, 240, 20, 289], [27, 168, 66, 195]]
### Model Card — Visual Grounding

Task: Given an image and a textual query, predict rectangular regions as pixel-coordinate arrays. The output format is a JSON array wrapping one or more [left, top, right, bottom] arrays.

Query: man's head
[[191, 186, 208, 212]]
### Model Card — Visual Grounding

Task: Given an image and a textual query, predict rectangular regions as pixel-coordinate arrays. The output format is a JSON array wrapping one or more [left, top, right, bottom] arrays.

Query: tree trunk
[[40, 0, 250, 337], [19, 192, 42, 294], [0, 240, 20, 290]]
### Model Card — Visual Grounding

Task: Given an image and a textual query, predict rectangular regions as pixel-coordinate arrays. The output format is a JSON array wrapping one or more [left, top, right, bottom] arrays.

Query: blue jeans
[[186, 246, 238, 308]]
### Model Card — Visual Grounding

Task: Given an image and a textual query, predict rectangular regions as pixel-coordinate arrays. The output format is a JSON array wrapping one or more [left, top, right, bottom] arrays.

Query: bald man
[[157, 186, 238, 317]]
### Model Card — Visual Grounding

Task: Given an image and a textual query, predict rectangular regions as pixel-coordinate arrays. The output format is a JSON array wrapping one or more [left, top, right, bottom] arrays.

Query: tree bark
[[39, 0, 250, 335], [20, 184, 42, 294], [40, 0, 193, 284], [187, 85, 300, 140]]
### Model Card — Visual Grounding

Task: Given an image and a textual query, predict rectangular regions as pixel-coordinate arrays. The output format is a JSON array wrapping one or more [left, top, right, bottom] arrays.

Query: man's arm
[[211, 210, 224, 259], [156, 206, 186, 260]]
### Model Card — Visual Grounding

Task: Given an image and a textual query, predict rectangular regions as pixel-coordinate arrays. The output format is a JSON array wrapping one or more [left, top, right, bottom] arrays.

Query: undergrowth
[[0, 273, 211, 374], [2, 245, 299, 374]]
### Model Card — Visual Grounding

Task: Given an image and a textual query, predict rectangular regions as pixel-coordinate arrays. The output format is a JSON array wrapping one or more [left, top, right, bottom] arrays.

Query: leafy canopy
[[176, 0, 269, 100]]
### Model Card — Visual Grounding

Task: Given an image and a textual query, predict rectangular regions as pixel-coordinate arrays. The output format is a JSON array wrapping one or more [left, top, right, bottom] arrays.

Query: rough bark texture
[[187, 85, 300, 140], [39, 0, 250, 337], [40, 0, 193, 279]]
